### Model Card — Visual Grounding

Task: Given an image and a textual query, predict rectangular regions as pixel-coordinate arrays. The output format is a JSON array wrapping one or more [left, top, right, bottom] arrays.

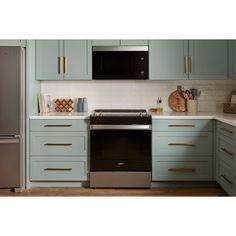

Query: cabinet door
[[229, 40, 236, 80], [64, 40, 92, 80], [35, 40, 63, 80], [0, 40, 26, 46], [189, 40, 228, 80], [149, 40, 188, 80], [92, 40, 120, 46], [120, 40, 148, 46]]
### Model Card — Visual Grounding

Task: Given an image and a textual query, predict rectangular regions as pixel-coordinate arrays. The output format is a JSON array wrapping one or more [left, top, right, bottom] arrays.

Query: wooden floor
[[0, 185, 227, 196]]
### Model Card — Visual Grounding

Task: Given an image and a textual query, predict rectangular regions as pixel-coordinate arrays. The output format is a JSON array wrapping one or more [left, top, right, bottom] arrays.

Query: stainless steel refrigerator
[[0, 46, 25, 191]]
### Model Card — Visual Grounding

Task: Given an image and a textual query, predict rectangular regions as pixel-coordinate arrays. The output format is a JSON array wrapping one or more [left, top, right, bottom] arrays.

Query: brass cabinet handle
[[184, 56, 188, 74], [168, 143, 195, 147], [58, 57, 63, 74], [44, 143, 72, 146], [220, 128, 234, 134], [221, 148, 234, 157], [221, 174, 234, 185], [168, 168, 196, 172], [189, 56, 192, 74], [44, 125, 72, 127], [44, 168, 72, 171], [168, 124, 195, 127], [117, 162, 125, 166], [63, 56, 68, 74]]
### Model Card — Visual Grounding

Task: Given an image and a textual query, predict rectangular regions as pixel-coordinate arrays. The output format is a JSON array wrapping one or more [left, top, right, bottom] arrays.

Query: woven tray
[[223, 103, 236, 114]]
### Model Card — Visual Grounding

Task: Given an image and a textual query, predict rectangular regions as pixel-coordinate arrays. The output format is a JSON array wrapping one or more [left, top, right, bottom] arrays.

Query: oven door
[[90, 125, 151, 171]]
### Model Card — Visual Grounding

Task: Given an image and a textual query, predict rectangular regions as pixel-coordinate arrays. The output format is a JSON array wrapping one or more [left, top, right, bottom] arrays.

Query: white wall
[[41, 80, 236, 112]]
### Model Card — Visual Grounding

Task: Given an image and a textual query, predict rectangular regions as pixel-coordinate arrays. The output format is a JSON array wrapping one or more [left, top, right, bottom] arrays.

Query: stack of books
[[38, 94, 52, 113]]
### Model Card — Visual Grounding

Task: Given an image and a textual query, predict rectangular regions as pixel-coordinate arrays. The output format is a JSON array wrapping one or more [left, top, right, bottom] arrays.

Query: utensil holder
[[187, 100, 198, 113]]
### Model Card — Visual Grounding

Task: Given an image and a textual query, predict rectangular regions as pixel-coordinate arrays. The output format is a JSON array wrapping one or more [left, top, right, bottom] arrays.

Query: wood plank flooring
[[0, 185, 227, 196]]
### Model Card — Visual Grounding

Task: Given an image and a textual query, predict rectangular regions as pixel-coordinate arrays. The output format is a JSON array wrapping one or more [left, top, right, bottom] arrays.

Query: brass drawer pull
[[44, 143, 72, 146], [168, 124, 195, 127], [168, 168, 196, 172], [44, 168, 72, 171], [189, 56, 192, 74], [58, 57, 63, 74], [63, 56, 68, 74], [221, 148, 234, 157], [184, 56, 188, 74], [168, 143, 195, 147], [44, 125, 72, 127], [117, 162, 125, 166], [221, 174, 234, 185], [221, 128, 233, 134]]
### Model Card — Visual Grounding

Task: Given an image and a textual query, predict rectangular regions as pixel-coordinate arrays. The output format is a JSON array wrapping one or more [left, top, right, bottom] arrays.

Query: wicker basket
[[223, 103, 236, 114]]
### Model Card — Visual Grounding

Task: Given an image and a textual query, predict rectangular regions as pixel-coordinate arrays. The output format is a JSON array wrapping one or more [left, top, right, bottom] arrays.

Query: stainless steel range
[[89, 109, 152, 188]]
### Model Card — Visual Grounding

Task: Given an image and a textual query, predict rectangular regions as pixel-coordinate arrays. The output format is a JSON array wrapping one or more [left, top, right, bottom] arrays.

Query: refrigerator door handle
[[0, 138, 20, 144]]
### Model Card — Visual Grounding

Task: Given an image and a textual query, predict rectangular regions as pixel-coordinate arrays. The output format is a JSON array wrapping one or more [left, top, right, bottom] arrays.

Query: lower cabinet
[[152, 119, 213, 181], [30, 157, 87, 181], [29, 119, 89, 184], [216, 121, 236, 196], [152, 159, 212, 181]]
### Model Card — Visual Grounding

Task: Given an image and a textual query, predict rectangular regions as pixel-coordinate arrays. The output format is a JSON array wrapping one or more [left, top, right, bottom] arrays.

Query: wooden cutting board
[[168, 90, 187, 112]]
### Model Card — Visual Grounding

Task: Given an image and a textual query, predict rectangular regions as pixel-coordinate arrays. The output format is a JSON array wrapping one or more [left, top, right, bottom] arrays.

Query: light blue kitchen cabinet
[[216, 121, 236, 195], [35, 40, 92, 81], [120, 40, 148, 46], [149, 40, 189, 80], [188, 40, 228, 80], [0, 40, 26, 46], [152, 159, 212, 181], [152, 119, 213, 181], [149, 40, 228, 80], [92, 40, 148, 46], [228, 40, 236, 80], [92, 40, 120, 46], [64, 40, 92, 80], [152, 131, 212, 156], [35, 40, 64, 80], [29, 119, 89, 183]]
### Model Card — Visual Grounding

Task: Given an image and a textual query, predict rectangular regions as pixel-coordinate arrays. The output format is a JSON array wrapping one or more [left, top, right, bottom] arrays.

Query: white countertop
[[30, 112, 90, 119], [30, 111, 236, 127]]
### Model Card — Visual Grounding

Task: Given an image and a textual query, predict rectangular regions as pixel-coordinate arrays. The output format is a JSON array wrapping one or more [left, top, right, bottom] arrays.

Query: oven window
[[90, 129, 151, 171]]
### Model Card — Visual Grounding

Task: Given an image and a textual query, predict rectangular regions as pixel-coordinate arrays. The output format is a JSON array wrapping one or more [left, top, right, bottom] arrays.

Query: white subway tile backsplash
[[41, 80, 236, 112]]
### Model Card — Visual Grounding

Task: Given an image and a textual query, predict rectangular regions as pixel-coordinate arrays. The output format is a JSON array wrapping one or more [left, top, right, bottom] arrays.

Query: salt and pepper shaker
[[77, 97, 88, 112], [82, 97, 88, 112], [77, 98, 83, 112]]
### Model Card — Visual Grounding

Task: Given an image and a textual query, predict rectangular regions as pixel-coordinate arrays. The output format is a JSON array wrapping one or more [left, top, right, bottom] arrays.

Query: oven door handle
[[90, 125, 152, 130]]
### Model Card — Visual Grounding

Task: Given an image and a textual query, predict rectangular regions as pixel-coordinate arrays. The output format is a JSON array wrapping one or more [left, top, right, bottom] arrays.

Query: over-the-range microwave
[[92, 46, 149, 80]]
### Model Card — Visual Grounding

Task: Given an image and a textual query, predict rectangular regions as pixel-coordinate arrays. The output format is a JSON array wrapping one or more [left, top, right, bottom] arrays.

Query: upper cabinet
[[0, 40, 26, 46], [92, 40, 148, 46], [35, 40, 92, 81], [188, 40, 228, 80], [149, 40, 188, 80], [149, 40, 228, 80], [229, 40, 236, 80]]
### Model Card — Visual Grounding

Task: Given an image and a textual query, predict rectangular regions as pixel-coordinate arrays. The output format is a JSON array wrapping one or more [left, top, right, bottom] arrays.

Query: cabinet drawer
[[152, 132, 212, 156], [217, 121, 236, 140], [152, 119, 212, 132], [152, 160, 212, 181], [217, 136, 236, 171], [218, 161, 236, 196], [30, 119, 88, 132], [30, 157, 87, 181], [30, 132, 87, 156]]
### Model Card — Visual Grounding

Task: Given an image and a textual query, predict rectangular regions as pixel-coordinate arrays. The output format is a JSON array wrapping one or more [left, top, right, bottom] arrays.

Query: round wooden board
[[168, 90, 187, 112]]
